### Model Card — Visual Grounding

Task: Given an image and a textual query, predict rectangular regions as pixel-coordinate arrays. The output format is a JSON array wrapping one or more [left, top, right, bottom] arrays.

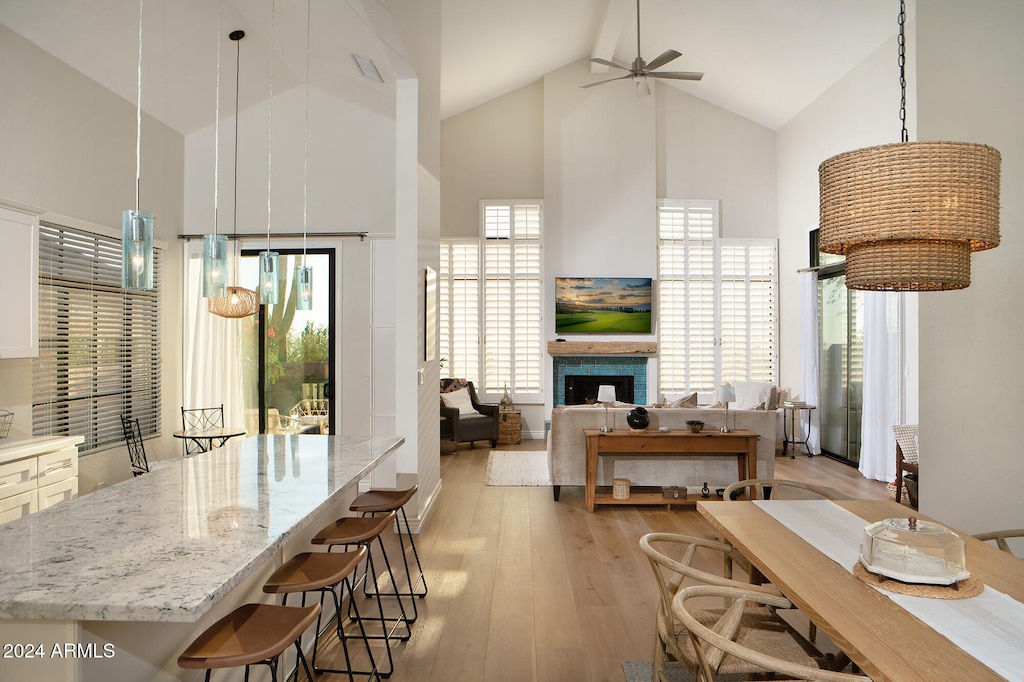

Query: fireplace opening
[[564, 375, 634, 405]]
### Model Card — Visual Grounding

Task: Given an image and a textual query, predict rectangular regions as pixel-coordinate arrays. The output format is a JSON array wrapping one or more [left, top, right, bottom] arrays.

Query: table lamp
[[718, 382, 736, 433], [597, 385, 617, 432]]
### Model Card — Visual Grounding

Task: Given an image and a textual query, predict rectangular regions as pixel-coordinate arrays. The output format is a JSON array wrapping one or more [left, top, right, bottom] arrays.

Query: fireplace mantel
[[547, 341, 657, 357]]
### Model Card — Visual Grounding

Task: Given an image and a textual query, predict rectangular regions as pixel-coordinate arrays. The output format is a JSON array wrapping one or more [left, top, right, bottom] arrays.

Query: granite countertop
[[0, 435, 84, 465], [0, 434, 403, 622]]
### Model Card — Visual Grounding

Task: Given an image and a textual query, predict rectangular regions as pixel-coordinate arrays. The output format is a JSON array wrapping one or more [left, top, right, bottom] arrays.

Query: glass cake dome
[[859, 517, 969, 585]]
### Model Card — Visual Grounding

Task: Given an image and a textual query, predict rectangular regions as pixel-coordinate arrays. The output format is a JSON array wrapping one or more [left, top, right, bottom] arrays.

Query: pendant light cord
[[266, 0, 276, 254], [213, 1, 222, 235], [898, 0, 908, 143], [135, 0, 144, 211], [302, 0, 310, 265], [232, 32, 242, 238]]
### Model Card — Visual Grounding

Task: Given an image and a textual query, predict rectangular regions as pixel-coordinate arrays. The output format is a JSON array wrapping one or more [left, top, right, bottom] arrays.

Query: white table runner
[[754, 500, 1024, 681]]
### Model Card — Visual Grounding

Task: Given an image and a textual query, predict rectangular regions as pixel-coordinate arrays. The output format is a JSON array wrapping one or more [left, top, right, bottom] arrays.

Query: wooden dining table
[[698, 499, 1024, 682]]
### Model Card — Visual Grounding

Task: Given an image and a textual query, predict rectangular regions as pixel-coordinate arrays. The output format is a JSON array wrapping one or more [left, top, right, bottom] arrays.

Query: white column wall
[[915, 0, 1024, 532]]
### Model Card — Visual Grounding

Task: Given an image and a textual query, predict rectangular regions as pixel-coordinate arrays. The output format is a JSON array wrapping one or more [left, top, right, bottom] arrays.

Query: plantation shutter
[[440, 201, 543, 399], [482, 202, 543, 395], [658, 201, 718, 392], [439, 240, 480, 384], [33, 222, 162, 453], [720, 240, 778, 384], [658, 201, 778, 394]]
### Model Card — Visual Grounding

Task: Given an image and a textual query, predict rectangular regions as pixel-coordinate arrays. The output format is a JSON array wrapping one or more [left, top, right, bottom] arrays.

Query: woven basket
[[612, 478, 630, 500]]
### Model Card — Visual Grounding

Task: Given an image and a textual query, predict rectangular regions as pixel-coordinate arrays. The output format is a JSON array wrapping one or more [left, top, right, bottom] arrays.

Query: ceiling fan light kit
[[582, 0, 703, 94]]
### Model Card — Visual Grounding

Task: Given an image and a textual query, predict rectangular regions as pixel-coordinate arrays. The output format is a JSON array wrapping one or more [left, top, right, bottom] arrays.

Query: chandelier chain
[[898, 0, 908, 143]]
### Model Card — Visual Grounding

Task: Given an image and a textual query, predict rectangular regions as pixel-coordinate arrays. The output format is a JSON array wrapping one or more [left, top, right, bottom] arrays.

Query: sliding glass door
[[818, 273, 863, 465], [240, 249, 335, 435]]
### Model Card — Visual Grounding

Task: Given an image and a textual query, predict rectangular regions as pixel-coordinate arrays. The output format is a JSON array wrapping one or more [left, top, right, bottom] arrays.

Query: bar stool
[[264, 546, 378, 680], [177, 602, 319, 682], [349, 486, 428, 624], [311, 511, 410, 678]]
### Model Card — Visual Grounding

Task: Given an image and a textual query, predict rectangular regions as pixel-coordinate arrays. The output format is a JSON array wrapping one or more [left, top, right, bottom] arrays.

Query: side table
[[782, 404, 816, 458], [497, 409, 522, 445]]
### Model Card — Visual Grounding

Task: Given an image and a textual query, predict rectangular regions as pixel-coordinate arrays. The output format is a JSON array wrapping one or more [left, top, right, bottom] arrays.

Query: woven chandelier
[[818, 1, 1000, 291]]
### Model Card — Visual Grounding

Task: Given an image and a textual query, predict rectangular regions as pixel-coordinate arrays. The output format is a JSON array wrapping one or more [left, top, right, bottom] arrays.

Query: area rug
[[622, 661, 746, 682], [484, 450, 551, 486]]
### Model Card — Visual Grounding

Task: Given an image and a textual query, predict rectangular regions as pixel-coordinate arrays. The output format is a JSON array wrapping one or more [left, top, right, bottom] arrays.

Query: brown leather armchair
[[440, 379, 499, 448]]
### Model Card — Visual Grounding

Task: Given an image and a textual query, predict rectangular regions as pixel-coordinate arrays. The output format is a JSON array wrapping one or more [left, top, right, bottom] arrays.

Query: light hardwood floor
[[309, 441, 891, 682]]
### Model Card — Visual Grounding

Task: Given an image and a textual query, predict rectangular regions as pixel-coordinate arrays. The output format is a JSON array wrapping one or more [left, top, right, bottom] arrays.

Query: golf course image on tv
[[555, 277, 652, 334]]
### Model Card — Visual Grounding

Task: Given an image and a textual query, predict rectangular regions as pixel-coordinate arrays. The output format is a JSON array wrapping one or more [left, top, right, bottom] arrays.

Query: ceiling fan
[[583, 0, 703, 95]]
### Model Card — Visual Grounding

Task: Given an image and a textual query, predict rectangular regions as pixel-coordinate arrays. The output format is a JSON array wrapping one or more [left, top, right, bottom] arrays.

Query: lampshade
[[208, 285, 258, 318], [122, 209, 154, 291], [597, 385, 617, 403], [258, 250, 279, 305], [295, 264, 313, 310], [201, 234, 227, 298], [717, 383, 736, 403], [819, 139, 1000, 291]]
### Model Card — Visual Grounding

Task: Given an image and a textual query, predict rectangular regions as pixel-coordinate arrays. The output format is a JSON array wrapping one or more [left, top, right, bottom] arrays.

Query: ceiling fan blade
[[580, 74, 634, 89], [648, 71, 704, 81], [644, 49, 682, 71], [589, 57, 633, 71]]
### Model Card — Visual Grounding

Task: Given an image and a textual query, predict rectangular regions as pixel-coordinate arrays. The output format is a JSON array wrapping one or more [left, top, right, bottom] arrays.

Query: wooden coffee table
[[583, 428, 758, 511]]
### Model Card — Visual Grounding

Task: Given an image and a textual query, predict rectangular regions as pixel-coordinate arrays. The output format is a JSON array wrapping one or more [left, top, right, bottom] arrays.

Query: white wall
[[184, 86, 397, 237], [441, 80, 545, 236], [657, 83, 777, 238], [441, 58, 777, 431], [0, 24, 184, 490], [776, 32, 910, 401], [915, 0, 1024, 532]]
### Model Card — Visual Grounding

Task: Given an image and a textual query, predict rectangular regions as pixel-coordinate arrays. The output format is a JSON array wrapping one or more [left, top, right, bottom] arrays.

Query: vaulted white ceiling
[[0, 0, 898, 135]]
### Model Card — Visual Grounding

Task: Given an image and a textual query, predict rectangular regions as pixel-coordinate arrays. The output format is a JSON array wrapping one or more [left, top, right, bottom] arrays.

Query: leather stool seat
[[178, 603, 319, 681]]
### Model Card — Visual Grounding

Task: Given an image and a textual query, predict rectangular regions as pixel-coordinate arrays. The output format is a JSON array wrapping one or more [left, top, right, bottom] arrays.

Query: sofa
[[547, 404, 779, 501]]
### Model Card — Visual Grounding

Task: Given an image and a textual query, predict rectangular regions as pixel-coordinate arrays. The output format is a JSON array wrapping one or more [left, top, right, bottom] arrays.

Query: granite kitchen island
[[0, 433, 404, 681]]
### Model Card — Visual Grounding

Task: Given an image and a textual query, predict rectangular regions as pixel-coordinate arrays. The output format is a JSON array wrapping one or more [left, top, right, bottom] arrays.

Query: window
[[658, 200, 777, 393], [33, 222, 162, 453], [439, 201, 543, 399]]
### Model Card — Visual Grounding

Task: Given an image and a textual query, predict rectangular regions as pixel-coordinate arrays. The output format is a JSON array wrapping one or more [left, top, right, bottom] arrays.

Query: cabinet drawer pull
[[43, 463, 72, 475]]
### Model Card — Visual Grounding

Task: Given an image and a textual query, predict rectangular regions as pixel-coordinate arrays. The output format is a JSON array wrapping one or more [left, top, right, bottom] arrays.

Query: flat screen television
[[555, 277, 653, 334]]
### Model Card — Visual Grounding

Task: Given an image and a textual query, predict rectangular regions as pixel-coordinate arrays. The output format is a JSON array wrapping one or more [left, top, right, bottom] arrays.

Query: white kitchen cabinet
[[0, 436, 82, 523], [0, 201, 42, 358]]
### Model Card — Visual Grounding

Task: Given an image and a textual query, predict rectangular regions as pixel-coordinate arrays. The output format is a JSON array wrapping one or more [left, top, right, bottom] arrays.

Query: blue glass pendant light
[[258, 0, 279, 305], [122, 0, 154, 291], [202, 4, 227, 299], [294, 0, 313, 312]]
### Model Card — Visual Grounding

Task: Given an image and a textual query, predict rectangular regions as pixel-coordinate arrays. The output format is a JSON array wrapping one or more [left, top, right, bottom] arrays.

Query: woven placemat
[[853, 561, 983, 599]]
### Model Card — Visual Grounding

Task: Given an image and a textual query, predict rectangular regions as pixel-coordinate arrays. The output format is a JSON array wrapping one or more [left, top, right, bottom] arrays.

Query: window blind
[[440, 200, 543, 398], [33, 222, 162, 453], [658, 201, 778, 393], [439, 240, 480, 385]]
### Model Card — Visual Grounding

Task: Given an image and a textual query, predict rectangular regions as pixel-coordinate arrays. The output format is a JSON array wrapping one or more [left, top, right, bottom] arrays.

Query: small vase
[[626, 406, 650, 431], [500, 382, 514, 411]]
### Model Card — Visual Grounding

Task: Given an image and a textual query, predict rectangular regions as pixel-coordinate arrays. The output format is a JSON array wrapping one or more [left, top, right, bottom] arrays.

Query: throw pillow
[[667, 392, 699, 408], [441, 387, 477, 415]]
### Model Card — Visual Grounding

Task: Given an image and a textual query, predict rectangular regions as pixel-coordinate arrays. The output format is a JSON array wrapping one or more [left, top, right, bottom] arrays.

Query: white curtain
[[858, 291, 901, 482], [182, 241, 248, 433], [798, 272, 820, 452]]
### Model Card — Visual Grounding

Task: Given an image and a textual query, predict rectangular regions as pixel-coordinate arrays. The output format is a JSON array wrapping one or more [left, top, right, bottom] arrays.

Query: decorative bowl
[[686, 420, 704, 433]]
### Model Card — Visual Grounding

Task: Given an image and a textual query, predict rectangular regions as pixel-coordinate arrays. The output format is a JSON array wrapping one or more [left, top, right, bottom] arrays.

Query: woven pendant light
[[819, 141, 1000, 290], [818, 1, 1001, 291], [209, 29, 259, 319]]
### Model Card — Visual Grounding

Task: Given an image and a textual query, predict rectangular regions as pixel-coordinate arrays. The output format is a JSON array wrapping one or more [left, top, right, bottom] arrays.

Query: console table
[[584, 428, 758, 512]]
